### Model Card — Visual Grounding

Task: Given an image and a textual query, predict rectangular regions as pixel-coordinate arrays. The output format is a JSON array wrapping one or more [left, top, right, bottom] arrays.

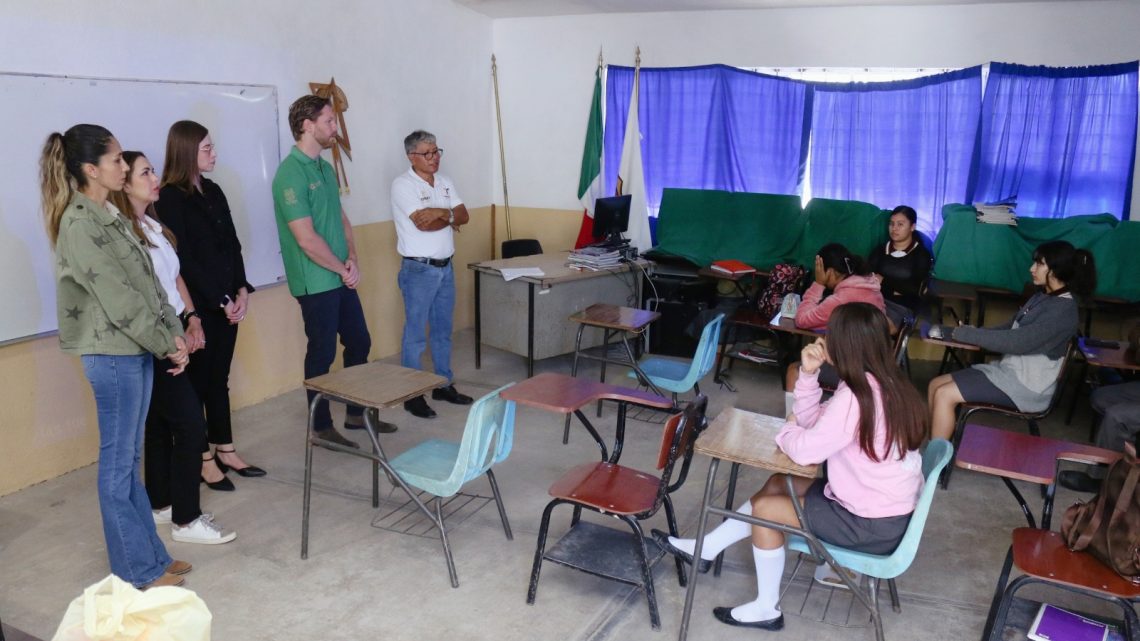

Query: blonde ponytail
[[40, 132, 74, 246]]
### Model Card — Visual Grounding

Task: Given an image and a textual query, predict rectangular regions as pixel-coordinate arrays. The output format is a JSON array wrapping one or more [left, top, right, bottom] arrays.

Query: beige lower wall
[[489, 206, 586, 257], [0, 205, 522, 497]]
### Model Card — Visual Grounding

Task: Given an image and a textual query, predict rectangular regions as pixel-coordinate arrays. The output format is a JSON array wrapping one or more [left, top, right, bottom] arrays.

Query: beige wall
[[0, 206, 497, 497], [489, 206, 586, 258]]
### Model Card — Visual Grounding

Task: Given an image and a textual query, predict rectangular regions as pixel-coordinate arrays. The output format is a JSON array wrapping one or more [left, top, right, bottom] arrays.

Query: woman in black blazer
[[156, 120, 265, 488]]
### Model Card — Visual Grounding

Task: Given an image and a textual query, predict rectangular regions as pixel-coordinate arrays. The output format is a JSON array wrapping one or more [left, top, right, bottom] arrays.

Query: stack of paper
[[567, 246, 623, 271], [974, 199, 1018, 226]]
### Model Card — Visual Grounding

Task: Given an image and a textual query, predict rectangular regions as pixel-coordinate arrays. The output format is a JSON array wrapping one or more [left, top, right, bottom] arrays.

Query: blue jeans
[[398, 259, 455, 382], [82, 354, 172, 587], [296, 286, 372, 430]]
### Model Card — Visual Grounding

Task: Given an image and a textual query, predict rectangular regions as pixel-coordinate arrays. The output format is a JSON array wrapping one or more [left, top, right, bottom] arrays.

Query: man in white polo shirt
[[391, 130, 473, 418]]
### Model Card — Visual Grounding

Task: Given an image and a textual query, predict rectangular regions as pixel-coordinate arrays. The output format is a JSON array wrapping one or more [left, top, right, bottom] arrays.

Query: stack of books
[[1028, 603, 1120, 641], [974, 199, 1017, 226], [735, 344, 778, 364], [709, 259, 757, 276], [567, 246, 623, 271]]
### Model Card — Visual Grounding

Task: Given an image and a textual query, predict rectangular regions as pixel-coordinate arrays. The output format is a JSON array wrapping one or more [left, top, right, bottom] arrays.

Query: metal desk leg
[[713, 462, 740, 577], [564, 324, 587, 444], [527, 283, 535, 377], [474, 271, 481, 369], [679, 458, 721, 641], [597, 328, 611, 417], [620, 335, 667, 399], [301, 392, 322, 560], [610, 402, 628, 464], [573, 409, 609, 462]]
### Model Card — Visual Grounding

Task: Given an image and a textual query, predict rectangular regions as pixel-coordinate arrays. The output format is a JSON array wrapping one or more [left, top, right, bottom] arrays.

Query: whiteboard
[[0, 72, 284, 344]]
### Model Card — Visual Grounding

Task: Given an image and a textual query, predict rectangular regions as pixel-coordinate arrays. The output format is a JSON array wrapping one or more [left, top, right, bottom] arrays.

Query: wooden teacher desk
[[469, 251, 647, 377]]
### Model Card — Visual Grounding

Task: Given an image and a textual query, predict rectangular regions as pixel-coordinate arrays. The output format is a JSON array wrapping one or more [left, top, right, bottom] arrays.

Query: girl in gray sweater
[[928, 241, 1096, 440]]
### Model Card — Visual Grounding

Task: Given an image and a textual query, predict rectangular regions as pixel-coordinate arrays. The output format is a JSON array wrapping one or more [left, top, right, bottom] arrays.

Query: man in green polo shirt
[[272, 94, 373, 449]]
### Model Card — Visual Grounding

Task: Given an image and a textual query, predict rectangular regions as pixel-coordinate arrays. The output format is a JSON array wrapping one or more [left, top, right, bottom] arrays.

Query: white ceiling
[[455, 0, 1093, 18]]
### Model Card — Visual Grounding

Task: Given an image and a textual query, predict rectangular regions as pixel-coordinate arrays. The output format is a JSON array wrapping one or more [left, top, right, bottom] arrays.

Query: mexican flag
[[573, 66, 605, 249]]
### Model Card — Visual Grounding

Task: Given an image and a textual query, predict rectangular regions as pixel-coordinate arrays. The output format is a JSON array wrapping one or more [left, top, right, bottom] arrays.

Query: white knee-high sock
[[669, 500, 753, 560], [730, 545, 785, 623]]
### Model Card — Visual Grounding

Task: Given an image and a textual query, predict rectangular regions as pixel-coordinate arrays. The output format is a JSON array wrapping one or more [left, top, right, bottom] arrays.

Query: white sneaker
[[813, 563, 861, 590], [172, 514, 237, 545], [153, 506, 172, 525]]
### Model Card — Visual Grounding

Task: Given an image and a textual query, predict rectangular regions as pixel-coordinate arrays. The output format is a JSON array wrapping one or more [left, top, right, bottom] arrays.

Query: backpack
[[1061, 442, 1140, 583], [756, 263, 807, 319]]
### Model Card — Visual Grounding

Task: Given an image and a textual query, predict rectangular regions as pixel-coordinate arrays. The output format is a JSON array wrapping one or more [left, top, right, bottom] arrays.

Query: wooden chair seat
[[548, 462, 661, 516], [1012, 528, 1140, 599]]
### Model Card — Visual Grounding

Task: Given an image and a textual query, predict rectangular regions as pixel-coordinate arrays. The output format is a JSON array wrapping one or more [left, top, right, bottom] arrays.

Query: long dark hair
[[1033, 240, 1097, 300], [160, 120, 209, 192], [109, 151, 177, 249], [40, 124, 116, 245], [827, 303, 928, 461], [818, 242, 871, 278]]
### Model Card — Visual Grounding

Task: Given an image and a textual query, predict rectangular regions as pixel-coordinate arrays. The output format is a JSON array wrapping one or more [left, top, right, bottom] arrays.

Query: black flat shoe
[[432, 385, 473, 405], [344, 419, 398, 433], [712, 608, 784, 630], [214, 449, 267, 477], [651, 529, 712, 573], [404, 395, 437, 419], [200, 455, 235, 491], [1059, 471, 1103, 493]]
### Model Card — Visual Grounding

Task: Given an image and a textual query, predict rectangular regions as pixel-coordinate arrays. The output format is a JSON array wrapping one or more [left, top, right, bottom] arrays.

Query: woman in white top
[[111, 151, 236, 545]]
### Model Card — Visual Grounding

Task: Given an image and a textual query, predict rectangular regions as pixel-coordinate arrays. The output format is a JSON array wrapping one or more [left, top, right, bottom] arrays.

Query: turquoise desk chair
[[784, 439, 953, 641], [389, 383, 517, 587], [629, 313, 724, 404]]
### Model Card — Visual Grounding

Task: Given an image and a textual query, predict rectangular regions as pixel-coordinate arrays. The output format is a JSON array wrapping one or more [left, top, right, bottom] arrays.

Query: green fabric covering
[[653, 188, 804, 270], [933, 205, 1140, 301], [796, 198, 889, 268]]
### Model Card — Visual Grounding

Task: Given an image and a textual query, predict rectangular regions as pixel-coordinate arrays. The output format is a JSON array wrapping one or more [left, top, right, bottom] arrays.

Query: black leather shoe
[[651, 529, 712, 573], [315, 428, 360, 450], [432, 385, 473, 405], [712, 608, 784, 630], [200, 455, 235, 491], [404, 395, 437, 419], [214, 449, 267, 478], [1059, 471, 1103, 493], [344, 419, 397, 433]]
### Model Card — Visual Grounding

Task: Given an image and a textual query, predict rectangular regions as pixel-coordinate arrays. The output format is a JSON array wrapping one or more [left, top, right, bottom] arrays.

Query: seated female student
[[656, 303, 928, 630], [785, 243, 886, 391], [868, 205, 932, 326], [928, 240, 1096, 440], [111, 151, 236, 545]]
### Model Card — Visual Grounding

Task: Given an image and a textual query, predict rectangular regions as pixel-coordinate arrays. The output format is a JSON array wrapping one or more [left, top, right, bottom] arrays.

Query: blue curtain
[[969, 61, 1138, 220], [603, 64, 811, 234], [808, 67, 983, 235]]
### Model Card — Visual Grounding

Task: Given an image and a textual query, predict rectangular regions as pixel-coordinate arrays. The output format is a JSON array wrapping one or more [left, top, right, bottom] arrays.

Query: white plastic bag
[[51, 575, 211, 641]]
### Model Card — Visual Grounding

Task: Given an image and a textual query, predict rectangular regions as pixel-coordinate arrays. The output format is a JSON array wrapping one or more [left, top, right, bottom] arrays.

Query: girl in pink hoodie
[[656, 303, 928, 630]]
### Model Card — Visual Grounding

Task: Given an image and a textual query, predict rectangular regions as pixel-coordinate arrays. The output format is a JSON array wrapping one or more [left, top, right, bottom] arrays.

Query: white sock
[[669, 500, 753, 560], [814, 562, 861, 587], [730, 545, 785, 623], [784, 392, 795, 417]]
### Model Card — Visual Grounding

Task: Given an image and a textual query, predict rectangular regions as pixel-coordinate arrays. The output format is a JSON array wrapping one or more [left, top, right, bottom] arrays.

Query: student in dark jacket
[[155, 120, 265, 487], [867, 205, 932, 325]]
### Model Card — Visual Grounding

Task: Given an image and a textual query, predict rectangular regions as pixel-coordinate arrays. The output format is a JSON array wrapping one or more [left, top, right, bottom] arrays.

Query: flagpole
[[491, 54, 513, 241]]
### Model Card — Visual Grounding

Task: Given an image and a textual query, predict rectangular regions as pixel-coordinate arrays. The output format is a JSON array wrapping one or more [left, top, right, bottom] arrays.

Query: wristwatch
[[181, 310, 202, 323]]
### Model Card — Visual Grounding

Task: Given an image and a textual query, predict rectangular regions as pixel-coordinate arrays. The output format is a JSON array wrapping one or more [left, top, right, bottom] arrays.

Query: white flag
[[616, 65, 653, 254]]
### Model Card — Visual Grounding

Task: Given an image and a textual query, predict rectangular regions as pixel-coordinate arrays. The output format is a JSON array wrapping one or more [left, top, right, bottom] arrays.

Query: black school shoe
[[651, 529, 712, 573], [404, 395, 437, 419], [712, 608, 784, 630], [1059, 471, 1103, 493], [432, 385, 473, 405]]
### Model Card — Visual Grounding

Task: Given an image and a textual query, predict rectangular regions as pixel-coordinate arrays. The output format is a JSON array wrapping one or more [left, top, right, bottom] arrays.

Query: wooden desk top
[[499, 372, 673, 413], [695, 408, 819, 478], [468, 251, 648, 288], [769, 316, 826, 339], [569, 303, 660, 332], [1079, 337, 1140, 372], [918, 322, 982, 351], [955, 423, 1118, 485], [304, 362, 447, 409]]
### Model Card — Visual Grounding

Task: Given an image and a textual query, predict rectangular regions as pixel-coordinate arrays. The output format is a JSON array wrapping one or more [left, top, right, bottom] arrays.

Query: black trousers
[[188, 310, 238, 449], [296, 287, 372, 430], [144, 357, 206, 526]]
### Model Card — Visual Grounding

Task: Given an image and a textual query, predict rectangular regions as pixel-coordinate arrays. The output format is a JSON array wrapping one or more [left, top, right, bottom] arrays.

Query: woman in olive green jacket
[[41, 124, 190, 590]]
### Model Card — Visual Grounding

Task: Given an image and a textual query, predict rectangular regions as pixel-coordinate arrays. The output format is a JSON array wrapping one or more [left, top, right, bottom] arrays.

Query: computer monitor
[[592, 195, 631, 244]]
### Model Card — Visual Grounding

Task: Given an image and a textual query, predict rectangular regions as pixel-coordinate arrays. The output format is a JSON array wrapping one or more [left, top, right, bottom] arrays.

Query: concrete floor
[[0, 328, 1130, 641]]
